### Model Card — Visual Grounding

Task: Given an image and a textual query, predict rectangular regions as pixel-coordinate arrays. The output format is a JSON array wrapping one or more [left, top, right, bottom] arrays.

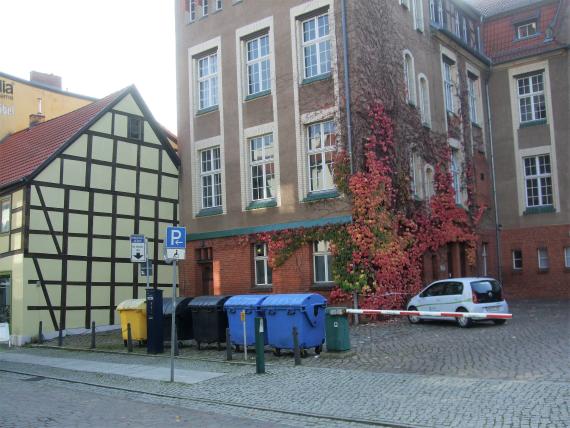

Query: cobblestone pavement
[[1, 344, 568, 427], [51, 300, 569, 381], [0, 371, 292, 428]]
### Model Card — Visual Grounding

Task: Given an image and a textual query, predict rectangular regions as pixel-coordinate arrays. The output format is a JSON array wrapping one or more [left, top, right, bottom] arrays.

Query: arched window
[[418, 74, 431, 127], [403, 50, 416, 105]]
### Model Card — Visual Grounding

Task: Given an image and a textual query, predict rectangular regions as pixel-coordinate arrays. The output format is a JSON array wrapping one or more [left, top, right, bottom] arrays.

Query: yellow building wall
[[0, 74, 93, 140], [17, 92, 180, 339]]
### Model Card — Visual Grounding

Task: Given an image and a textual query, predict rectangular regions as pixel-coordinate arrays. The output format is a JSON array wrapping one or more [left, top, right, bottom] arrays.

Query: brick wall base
[[500, 225, 570, 300]]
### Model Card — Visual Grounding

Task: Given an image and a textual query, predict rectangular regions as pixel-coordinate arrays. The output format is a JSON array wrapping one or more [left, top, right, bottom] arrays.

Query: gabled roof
[[0, 86, 178, 191]]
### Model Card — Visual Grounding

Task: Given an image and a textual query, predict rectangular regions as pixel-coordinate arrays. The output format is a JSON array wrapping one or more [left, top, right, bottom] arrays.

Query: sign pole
[[145, 239, 150, 289], [170, 256, 177, 383]]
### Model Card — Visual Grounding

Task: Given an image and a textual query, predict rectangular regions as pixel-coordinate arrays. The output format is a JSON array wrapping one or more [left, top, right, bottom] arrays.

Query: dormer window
[[517, 21, 537, 39]]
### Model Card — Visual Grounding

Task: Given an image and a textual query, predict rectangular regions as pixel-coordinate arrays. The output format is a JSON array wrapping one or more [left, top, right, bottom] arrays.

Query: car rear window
[[470, 280, 503, 303]]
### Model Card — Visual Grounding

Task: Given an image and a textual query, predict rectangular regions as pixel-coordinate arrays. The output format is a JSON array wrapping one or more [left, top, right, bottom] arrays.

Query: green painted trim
[[196, 207, 223, 217], [524, 205, 555, 215], [246, 199, 277, 210], [520, 119, 547, 128], [245, 90, 271, 101], [413, 299, 470, 309], [303, 190, 340, 202], [188, 215, 352, 241], [301, 73, 332, 85], [196, 106, 219, 116]]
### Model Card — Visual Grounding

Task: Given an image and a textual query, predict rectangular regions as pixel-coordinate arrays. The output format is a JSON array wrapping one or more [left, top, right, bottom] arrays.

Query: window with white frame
[[537, 248, 549, 270], [462, 17, 468, 42], [216, 0, 222, 11], [185, 0, 197, 23], [0, 198, 10, 233], [517, 72, 546, 124], [202, 0, 209, 16], [454, 11, 460, 36], [249, 134, 275, 201], [418, 75, 431, 126], [443, 57, 455, 113], [512, 249, 523, 270], [254, 243, 272, 286], [197, 52, 218, 111], [468, 73, 479, 124], [524, 155, 553, 208], [410, 151, 419, 197], [403, 51, 416, 105], [246, 34, 271, 97], [517, 21, 537, 39], [564, 247, 570, 268], [313, 241, 333, 283], [307, 120, 336, 193], [424, 166, 434, 199], [481, 243, 488, 276], [302, 12, 331, 80], [413, 0, 424, 31], [200, 147, 222, 209], [450, 149, 461, 204]]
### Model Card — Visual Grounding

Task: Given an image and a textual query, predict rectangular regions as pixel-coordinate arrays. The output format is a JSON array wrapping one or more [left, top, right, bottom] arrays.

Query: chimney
[[30, 71, 62, 90], [29, 97, 45, 127]]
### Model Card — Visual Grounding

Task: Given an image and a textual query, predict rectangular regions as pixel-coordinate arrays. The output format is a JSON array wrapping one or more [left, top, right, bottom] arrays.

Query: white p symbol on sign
[[171, 230, 182, 245]]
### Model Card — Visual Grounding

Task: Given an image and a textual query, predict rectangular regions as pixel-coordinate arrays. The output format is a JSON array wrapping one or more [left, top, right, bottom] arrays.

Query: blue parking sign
[[166, 226, 186, 249]]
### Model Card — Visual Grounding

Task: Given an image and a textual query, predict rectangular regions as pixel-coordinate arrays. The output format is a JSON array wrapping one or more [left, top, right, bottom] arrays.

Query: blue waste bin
[[224, 294, 269, 350], [261, 293, 327, 356]]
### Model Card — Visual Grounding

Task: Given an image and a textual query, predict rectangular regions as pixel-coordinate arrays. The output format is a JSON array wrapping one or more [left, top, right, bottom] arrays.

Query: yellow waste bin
[[117, 299, 147, 344]]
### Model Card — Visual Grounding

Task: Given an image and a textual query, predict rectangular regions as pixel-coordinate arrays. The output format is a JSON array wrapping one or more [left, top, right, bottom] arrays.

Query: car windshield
[[471, 279, 503, 303]]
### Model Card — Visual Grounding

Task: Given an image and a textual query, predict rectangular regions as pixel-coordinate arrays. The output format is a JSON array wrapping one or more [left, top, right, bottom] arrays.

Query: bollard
[[225, 328, 233, 361], [255, 317, 265, 374], [127, 323, 133, 353], [292, 326, 301, 366], [38, 321, 43, 344], [90, 321, 96, 349], [58, 328, 63, 347]]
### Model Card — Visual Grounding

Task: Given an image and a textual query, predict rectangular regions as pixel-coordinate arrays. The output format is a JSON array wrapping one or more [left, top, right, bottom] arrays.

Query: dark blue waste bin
[[260, 293, 327, 356], [224, 295, 269, 350], [189, 295, 232, 350]]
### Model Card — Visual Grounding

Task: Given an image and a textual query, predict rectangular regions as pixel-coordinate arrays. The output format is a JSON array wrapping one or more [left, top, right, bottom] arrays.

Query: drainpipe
[[340, 0, 358, 324], [340, 0, 353, 175], [485, 80, 502, 282]]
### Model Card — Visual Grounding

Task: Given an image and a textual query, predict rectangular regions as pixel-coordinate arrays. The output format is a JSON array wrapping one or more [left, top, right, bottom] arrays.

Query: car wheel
[[456, 308, 472, 328], [407, 306, 422, 324], [493, 319, 506, 325]]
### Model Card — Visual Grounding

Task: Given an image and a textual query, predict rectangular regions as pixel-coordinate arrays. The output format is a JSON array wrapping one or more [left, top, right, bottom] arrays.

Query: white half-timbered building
[[0, 86, 179, 345]]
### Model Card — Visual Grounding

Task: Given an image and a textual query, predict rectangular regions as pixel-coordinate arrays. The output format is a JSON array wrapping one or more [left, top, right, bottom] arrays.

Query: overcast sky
[[1, 0, 178, 133]]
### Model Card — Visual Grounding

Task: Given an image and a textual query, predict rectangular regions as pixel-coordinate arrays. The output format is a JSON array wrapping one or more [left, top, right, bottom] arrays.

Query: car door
[[441, 281, 464, 313], [426, 282, 448, 312]]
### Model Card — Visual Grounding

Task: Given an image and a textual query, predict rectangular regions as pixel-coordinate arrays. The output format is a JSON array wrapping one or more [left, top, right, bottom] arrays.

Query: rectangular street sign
[[166, 226, 186, 249], [165, 248, 186, 261], [130, 234, 147, 263], [140, 261, 153, 277]]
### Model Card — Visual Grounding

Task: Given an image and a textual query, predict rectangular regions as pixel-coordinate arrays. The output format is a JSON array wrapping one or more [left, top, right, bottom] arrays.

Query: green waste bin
[[325, 307, 351, 352]]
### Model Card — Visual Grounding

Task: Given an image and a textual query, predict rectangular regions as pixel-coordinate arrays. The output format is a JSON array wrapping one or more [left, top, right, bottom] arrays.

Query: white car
[[406, 277, 509, 328]]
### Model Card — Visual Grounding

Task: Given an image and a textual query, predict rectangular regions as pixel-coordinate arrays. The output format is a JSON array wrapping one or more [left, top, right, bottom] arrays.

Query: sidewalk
[[1, 346, 567, 427]]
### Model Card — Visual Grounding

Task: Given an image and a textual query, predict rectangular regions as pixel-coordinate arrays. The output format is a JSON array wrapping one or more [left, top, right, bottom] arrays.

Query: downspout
[[341, 0, 353, 174], [340, 0, 358, 323], [485, 80, 502, 282]]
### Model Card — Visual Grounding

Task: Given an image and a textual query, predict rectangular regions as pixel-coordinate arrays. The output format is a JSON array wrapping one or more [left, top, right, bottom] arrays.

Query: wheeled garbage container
[[224, 295, 269, 351], [260, 293, 327, 357], [189, 295, 232, 350], [162, 297, 194, 342], [117, 299, 147, 345], [325, 307, 351, 352]]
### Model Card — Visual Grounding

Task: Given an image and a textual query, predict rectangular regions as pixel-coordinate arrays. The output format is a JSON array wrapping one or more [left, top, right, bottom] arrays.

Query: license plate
[[486, 306, 500, 312]]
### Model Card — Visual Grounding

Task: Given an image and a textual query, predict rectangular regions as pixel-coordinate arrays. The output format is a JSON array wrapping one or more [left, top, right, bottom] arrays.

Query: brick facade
[[500, 225, 570, 300]]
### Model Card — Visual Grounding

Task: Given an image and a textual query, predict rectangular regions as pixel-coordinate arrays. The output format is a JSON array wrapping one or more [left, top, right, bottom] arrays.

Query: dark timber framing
[[7, 86, 181, 332]]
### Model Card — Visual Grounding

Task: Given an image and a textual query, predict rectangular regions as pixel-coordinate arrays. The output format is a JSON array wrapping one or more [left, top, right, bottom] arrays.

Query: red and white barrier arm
[[346, 309, 512, 320]]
